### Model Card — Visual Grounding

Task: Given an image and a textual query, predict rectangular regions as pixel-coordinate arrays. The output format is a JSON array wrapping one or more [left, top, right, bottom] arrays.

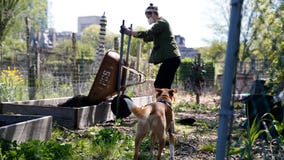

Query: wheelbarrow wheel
[[111, 95, 132, 118]]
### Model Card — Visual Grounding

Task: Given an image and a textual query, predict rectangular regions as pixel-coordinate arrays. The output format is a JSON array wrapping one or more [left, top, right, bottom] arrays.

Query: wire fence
[[1, 57, 283, 100], [0, 50, 158, 102], [0, 45, 283, 103]]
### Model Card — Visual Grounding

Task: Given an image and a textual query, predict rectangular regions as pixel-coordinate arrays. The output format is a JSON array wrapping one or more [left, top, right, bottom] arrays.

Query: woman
[[122, 3, 181, 89]]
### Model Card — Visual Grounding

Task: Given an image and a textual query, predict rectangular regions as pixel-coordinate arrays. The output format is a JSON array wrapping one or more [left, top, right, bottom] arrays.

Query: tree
[[198, 40, 227, 63], [10, 0, 47, 38], [0, 0, 27, 68], [249, 0, 284, 87], [81, 24, 117, 52], [0, 0, 25, 42], [209, 0, 284, 92], [0, 0, 48, 69]]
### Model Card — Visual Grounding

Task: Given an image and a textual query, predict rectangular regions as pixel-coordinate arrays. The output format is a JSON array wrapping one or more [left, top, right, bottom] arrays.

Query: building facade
[[175, 35, 199, 58], [77, 16, 101, 34]]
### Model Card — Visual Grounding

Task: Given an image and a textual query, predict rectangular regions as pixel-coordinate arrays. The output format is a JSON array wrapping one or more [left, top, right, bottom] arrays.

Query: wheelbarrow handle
[[117, 20, 126, 92], [125, 24, 133, 67], [121, 66, 146, 89], [121, 24, 133, 91]]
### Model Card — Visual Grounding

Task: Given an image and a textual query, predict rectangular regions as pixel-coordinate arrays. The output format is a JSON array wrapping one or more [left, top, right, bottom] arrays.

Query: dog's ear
[[168, 88, 176, 98], [173, 88, 177, 93], [155, 88, 163, 93], [155, 88, 163, 98], [169, 88, 177, 94]]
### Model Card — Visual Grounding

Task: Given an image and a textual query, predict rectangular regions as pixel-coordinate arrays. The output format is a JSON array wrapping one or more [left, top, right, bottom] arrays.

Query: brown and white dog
[[123, 88, 177, 160]]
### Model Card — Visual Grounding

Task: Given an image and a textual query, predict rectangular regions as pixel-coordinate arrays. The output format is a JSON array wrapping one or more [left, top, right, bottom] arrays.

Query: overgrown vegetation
[[1, 94, 282, 159]]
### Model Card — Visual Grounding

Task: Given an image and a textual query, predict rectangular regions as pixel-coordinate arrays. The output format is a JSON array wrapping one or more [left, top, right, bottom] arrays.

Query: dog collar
[[158, 99, 172, 111]]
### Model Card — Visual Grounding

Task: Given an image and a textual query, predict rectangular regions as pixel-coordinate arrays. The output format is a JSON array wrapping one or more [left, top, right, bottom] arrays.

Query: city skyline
[[48, 0, 217, 48]]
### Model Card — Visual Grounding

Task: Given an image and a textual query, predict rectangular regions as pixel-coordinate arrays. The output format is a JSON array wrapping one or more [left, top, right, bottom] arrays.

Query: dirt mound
[[58, 95, 93, 107]]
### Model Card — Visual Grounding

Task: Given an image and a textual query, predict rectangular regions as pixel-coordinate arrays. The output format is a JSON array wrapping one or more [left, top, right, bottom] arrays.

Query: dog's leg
[[157, 134, 166, 160], [168, 121, 175, 160], [150, 133, 156, 158], [169, 134, 175, 160], [134, 122, 148, 160], [169, 130, 175, 159]]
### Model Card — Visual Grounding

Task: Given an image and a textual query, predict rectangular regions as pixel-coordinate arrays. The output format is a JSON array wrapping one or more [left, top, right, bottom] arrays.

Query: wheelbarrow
[[87, 20, 145, 118]]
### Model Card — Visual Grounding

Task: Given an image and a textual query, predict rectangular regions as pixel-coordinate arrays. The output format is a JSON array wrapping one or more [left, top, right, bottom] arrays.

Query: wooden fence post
[[72, 33, 79, 95], [25, 17, 36, 100]]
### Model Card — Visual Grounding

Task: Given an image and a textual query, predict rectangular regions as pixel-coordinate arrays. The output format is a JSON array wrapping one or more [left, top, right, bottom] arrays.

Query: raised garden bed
[[0, 96, 153, 129], [0, 114, 52, 143]]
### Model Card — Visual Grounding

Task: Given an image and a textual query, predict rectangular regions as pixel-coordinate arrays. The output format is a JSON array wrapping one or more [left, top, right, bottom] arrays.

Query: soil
[[0, 121, 8, 127], [57, 95, 93, 107]]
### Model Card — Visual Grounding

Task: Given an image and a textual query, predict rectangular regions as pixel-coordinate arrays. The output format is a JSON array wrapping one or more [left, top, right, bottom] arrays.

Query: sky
[[48, 0, 216, 48]]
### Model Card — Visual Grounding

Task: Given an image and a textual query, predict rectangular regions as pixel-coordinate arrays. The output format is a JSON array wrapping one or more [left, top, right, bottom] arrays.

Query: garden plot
[[0, 114, 52, 143], [0, 96, 153, 129]]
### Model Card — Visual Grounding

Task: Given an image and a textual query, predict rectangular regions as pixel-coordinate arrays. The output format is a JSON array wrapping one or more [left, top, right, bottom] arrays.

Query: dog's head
[[155, 88, 177, 102]]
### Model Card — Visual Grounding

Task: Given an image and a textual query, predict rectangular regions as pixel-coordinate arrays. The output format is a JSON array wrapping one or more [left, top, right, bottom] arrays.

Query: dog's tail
[[123, 98, 152, 120]]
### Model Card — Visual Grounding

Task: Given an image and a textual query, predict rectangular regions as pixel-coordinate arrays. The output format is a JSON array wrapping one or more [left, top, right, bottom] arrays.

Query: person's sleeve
[[136, 22, 164, 42], [136, 31, 153, 42]]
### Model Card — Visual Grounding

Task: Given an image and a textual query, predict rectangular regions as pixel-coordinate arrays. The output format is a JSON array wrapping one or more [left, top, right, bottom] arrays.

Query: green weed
[[0, 139, 73, 160], [91, 128, 134, 159]]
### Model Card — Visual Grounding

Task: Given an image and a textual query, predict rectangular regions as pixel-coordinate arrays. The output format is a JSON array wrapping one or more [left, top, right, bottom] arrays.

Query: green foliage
[[247, 0, 284, 85], [178, 58, 193, 82], [228, 118, 265, 159], [203, 62, 215, 82], [174, 99, 219, 113], [0, 139, 73, 160], [229, 113, 284, 159], [0, 0, 26, 43], [200, 142, 216, 152], [198, 41, 226, 63], [77, 42, 96, 61], [81, 24, 101, 49], [274, 117, 284, 140], [0, 126, 135, 160], [10, 0, 47, 39], [91, 128, 134, 159], [81, 24, 117, 52], [1, 37, 25, 59], [209, 0, 284, 88], [178, 57, 215, 91], [0, 0, 47, 42]]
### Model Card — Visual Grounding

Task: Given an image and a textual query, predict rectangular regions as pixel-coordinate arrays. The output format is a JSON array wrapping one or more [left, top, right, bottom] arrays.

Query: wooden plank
[[0, 115, 52, 143], [0, 96, 153, 129]]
